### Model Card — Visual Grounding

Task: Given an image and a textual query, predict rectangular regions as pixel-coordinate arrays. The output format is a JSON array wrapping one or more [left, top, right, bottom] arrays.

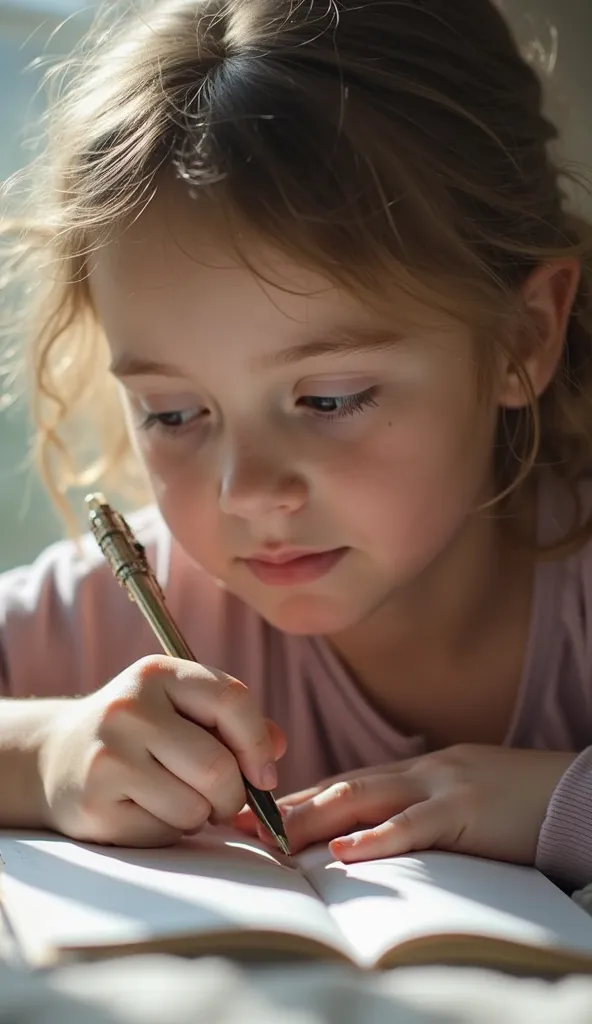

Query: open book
[[1, 826, 592, 974]]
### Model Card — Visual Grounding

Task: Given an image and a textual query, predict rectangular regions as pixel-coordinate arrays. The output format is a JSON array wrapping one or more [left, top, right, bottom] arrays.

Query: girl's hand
[[236, 745, 575, 864], [38, 655, 285, 847]]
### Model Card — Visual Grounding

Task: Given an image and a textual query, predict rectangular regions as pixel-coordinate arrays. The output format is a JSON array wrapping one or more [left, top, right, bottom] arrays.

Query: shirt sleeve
[[536, 498, 592, 892], [536, 747, 592, 890], [0, 508, 168, 699]]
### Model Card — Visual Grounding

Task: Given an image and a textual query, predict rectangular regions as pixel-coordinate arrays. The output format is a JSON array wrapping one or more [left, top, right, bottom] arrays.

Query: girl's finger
[[231, 799, 292, 837], [323, 759, 421, 784], [163, 659, 278, 790], [330, 795, 454, 862], [148, 712, 247, 821], [233, 758, 425, 842], [123, 756, 212, 833], [231, 805, 260, 836], [232, 782, 329, 835], [283, 760, 420, 800], [86, 799, 183, 848], [284, 773, 423, 853]]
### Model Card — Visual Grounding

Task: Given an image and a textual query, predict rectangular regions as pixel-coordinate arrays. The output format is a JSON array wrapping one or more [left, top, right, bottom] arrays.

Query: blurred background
[[0, 0, 97, 570], [0, 0, 591, 572]]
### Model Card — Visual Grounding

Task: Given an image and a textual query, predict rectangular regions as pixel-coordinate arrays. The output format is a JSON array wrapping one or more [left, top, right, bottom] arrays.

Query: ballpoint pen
[[85, 492, 291, 857]]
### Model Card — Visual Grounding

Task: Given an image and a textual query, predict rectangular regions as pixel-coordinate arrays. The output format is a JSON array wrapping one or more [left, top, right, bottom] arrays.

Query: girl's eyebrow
[[110, 356, 186, 379], [251, 327, 405, 370], [110, 328, 404, 379]]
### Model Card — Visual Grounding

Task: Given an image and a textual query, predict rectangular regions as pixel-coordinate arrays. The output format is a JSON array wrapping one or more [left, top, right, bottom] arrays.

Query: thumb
[[232, 721, 285, 837], [266, 718, 287, 762]]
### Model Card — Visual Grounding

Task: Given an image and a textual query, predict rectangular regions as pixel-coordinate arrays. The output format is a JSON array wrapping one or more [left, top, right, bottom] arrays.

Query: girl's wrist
[[0, 698, 69, 830]]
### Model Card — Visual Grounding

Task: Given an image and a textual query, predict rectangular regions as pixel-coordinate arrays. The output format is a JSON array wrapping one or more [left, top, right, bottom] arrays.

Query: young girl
[[1, 0, 592, 894]]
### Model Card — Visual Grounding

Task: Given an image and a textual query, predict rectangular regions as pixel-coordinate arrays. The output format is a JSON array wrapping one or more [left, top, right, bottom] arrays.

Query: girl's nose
[[218, 446, 307, 520]]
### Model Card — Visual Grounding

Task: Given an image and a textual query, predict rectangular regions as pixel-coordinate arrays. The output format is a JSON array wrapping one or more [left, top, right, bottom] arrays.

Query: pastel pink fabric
[[2, 475, 592, 889]]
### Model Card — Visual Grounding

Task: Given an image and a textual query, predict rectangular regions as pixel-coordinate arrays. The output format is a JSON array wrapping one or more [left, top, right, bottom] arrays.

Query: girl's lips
[[243, 548, 348, 585]]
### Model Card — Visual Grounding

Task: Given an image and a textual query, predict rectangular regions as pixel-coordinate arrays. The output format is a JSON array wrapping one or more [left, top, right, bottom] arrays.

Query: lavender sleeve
[[535, 520, 592, 891], [536, 747, 592, 890]]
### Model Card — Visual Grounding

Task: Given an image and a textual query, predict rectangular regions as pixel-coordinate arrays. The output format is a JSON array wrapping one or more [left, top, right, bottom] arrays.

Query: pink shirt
[[1, 473, 592, 890]]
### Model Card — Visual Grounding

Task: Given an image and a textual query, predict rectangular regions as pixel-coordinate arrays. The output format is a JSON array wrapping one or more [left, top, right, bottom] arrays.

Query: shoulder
[[0, 505, 282, 702], [0, 506, 173, 696], [0, 504, 168, 614]]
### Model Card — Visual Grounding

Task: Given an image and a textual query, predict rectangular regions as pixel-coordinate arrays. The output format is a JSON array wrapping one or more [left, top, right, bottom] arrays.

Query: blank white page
[[299, 847, 592, 968], [0, 828, 349, 965]]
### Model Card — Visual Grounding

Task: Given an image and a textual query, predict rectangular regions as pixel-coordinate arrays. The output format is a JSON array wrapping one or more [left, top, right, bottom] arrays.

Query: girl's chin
[[253, 593, 367, 637]]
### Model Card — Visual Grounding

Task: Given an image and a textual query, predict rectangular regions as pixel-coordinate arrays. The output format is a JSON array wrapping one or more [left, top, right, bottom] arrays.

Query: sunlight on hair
[[1, 0, 592, 551]]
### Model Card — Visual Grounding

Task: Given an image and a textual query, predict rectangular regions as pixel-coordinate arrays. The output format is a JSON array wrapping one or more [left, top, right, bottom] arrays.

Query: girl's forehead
[[89, 182, 457, 345], [92, 205, 320, 297]]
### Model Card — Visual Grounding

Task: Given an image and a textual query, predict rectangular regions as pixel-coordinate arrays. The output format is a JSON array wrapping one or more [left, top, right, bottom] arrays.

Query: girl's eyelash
[[139, 409, 201, 435], [138, 386, 379, 437], [300, 386, 379, 420]]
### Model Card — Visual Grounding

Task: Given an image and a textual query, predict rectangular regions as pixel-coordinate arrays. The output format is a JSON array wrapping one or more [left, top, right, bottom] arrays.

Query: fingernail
[[261, 762, 278, 789], [333, 835, 357, 848]]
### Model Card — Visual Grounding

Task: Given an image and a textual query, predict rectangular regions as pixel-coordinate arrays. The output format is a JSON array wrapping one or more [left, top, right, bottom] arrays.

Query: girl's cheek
[[138, 438, 199, 484]]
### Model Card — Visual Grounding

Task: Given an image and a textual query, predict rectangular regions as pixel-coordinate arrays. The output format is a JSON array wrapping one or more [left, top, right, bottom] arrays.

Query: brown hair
[[3, 0, 592, 545]]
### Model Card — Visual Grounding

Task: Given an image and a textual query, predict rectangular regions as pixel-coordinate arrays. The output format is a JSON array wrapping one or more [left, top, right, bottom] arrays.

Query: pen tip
[[276, 835, 292, 857]]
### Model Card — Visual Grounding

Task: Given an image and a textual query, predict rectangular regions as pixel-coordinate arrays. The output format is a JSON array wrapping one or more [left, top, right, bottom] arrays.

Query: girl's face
[[90, 186, 499, 635]]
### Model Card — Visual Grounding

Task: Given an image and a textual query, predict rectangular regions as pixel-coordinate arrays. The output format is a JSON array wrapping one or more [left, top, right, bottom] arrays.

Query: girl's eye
[[139, 408, 203, 434], [137, 387, 379, 437], [299, 386, 379, 420]]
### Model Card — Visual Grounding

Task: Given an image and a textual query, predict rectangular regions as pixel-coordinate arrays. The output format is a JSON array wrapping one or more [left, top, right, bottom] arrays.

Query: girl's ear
[[498, 258, 581, 409]]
